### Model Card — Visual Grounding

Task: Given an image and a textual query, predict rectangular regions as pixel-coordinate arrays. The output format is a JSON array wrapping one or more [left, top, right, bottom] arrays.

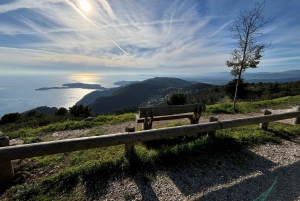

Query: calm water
[[0, 73, 146, 117]]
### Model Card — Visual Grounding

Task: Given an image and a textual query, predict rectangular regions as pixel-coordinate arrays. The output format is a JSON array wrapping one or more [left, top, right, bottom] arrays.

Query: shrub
[[55, 107, 68, 116], [167, 93, 187, 105], [0, 113, 21, 125], [224, 78, 248, 100], [69, 105, 91, 118]]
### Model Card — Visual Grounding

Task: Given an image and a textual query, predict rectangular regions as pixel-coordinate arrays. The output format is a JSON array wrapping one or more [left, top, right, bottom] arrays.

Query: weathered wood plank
[[0, 136, 14, 186], [1, 111, 300, 161], [138, 103, 205, 118], [260, 109, 272, 130], [136, 113, 194, 123], [125, 126, 135, 157], [0, 134, 129, 161]]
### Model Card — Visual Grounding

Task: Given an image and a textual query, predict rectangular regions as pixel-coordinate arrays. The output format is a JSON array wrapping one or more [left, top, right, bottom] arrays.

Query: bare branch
[[226, 0, 274, 110]]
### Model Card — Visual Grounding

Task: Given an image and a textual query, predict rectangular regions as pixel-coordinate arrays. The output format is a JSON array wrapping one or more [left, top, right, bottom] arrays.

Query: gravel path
[[97, 139, 300, 201]]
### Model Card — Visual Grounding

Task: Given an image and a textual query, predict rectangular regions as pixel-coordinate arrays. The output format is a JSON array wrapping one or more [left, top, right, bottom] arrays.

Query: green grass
[[1, 113, 135, 143], [93, 113, 135, 124], [205, 95, 300, 115]]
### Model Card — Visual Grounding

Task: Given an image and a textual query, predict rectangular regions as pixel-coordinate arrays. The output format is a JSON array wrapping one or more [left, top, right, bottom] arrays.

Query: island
[[36, 83, 106, 91]]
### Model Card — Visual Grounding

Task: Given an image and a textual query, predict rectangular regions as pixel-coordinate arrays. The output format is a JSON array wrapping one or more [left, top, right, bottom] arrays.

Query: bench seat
[[136, 112, 195, 123], [136, 103, 205, 130]]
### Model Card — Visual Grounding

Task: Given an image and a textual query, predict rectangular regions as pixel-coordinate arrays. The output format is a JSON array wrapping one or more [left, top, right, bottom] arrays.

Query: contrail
[[64, 0, 140, 67]]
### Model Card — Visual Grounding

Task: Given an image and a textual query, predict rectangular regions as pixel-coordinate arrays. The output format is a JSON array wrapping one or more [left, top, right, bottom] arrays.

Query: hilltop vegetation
[[86, 77, 195, 114], [75, 77, 300, 115]]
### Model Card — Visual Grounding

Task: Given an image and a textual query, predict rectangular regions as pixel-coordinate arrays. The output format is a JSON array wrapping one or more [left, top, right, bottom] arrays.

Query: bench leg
[[143, 110, 153, 130], [143, 120, 152, 130], [189, 117, 199, 124]]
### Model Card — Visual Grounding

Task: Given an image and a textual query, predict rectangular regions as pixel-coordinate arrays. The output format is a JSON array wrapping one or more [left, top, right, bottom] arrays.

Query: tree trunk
[[232, 67, 243, 111]]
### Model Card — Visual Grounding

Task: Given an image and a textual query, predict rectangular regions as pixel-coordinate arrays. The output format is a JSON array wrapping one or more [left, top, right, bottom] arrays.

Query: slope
[[88, 77, 193, 114], [76, 87, 122, 106]]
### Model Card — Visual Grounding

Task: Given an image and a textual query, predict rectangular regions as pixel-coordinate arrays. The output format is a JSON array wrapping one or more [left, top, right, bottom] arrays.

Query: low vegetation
[[1, 95, 300, 200], [185, 79, 300, 105], [0, 113, 135, 143], [206, 95, 300, 115]]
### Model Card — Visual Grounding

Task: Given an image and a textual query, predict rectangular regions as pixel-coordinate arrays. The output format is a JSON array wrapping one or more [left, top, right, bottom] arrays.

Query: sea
[[0, 73, 146, 117]]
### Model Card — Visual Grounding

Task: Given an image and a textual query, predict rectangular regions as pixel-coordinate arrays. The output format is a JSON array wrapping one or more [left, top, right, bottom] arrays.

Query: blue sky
[[0, 0, 299, 77]]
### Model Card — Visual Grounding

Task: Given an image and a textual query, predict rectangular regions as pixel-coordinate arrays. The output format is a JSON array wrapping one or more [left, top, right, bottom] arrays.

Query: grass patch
[[1, 113, 135, 142], [93, 113, 135, 124], [205, 95, 300, 115]]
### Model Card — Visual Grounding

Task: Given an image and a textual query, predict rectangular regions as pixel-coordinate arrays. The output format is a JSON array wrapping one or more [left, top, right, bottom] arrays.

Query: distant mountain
[[143, 77, 192, 87], [247, 77, 300, 83], [88, 77, 193, 114], [244, 70, 300, 79], [185, 70, 300, 85], [184, 82, 215, 90]]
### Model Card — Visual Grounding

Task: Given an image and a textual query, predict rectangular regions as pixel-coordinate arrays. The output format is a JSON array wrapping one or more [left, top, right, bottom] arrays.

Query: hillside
[[184, 82, 215, 90], [76, 86, 122, 106], [89, 82, 164, 114], [88, 77, 194, 114], [78, 76, 300, 115]]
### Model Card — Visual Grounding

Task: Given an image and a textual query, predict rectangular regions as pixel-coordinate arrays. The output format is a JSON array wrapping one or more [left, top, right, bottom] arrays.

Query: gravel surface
[[97, 137, 300, 201], [94, 107, 300, 201]]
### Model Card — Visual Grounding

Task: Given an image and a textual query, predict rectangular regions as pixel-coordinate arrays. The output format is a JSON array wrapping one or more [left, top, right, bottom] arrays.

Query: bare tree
[[226, 1, 274, 110]]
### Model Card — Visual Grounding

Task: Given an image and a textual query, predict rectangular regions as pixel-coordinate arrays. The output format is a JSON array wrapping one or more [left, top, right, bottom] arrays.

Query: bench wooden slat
[[136, 113, 194, 123], [138, 103, 205, 118]]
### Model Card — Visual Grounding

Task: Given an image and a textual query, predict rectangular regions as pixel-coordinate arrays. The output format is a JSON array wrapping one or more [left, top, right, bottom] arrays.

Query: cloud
[[210, 20, 233, 37], [0, 0, 299, 75], [98, 0, 116, 20]]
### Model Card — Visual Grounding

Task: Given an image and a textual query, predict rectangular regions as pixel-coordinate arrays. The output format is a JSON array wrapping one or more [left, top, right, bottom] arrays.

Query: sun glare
[[80, 0, 91, 11], [71, 73, 99, 83]]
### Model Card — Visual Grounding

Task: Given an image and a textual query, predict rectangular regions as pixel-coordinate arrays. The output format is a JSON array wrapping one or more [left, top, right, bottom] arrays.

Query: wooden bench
[[136, 103, 206, 130]]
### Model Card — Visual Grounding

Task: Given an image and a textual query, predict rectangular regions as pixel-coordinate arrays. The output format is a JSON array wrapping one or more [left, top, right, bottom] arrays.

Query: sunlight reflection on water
[[0, 73, 146, 117]]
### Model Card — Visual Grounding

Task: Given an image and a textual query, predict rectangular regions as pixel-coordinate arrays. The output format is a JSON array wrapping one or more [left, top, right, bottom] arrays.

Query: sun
[[80, 0, 91, 11]]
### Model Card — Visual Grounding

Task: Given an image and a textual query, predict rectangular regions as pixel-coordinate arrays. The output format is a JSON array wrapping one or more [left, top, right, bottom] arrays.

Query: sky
[[0, 0, 300, 77]]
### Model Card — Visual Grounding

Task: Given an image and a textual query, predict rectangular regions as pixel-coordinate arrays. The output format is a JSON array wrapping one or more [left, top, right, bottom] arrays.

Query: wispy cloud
[[98, 0, 116, 20], [210, 20, 233, 37], [0, 0, 299, 75]]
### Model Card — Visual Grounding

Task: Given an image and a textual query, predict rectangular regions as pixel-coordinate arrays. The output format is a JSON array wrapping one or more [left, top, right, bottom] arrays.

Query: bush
[[69, 105, 91, 118], [225, 78, 248, 100], [167, 93, 187, 105], [0, 113, 21, 125], [55, 107, 68, 116]]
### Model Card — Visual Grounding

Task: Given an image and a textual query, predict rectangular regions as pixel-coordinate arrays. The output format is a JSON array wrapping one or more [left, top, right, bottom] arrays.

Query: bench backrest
[[138, 103, 205, 118]]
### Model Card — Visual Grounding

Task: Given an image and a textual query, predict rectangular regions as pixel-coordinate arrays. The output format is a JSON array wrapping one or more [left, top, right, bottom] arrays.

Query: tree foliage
[[167, 93, 187, 105], [225, 78, 248, 100], [0, 113, 21, 125], [55, 107, 68, 116], [226, 1, 274, 109], [69, 105, 92, 117]]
